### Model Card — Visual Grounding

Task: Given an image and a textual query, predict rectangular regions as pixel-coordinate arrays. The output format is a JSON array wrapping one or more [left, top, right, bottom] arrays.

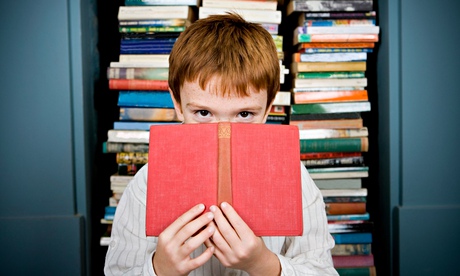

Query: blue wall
[[378, 0, 460, 275], [0, 0, 96, 274]]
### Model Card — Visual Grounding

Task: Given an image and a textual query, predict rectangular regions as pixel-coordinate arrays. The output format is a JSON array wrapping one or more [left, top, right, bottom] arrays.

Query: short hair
[[168, 13, 280, 108]]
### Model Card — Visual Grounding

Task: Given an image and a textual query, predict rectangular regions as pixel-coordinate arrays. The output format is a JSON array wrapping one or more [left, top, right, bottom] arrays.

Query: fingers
[[215, 202, 254, 242], [161, 204, 207, 241]]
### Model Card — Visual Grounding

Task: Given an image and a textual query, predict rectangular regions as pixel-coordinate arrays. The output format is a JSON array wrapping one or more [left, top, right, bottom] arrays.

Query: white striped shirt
[[104, 163, 338, 275]]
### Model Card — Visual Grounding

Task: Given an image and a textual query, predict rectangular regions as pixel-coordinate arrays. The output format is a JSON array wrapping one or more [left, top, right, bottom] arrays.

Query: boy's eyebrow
[[186, 102, 264, 111]]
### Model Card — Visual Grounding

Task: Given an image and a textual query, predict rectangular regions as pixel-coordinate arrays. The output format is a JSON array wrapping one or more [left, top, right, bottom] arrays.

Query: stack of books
[[285, 0, 378, 273], [101, 0, 200, 246], [197, 0, 291, 124]]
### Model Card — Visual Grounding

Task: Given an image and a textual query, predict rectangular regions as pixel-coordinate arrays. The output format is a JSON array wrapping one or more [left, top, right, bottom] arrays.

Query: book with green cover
[[300, 137, 369, 153]]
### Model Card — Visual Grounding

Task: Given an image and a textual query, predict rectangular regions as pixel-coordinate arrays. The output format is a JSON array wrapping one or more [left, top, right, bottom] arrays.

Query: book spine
[[294, 78, 368, 87], [335, 266, 377, 276], [292, 61, 367, 73], [299, 48, 373, 54], [116, 152, 149, 164], [294, 33, 379, 44], [118, 6, 192, 20], [103, 142, 150, 153], [304, 11, 377, 19], [118, 163, 146, 175], [303, 19, 376, 27], [293, 52, 367, 63], [291, 118, 364, 130], [300, 137, 369, 153], [332, 254, 375, 268], [293, 90, 368, 104], [107, 130, 150, 143], [296, 71, 365, 79], [325, 202, 367, 215], [291, 101, 371, 114], [119, 18, 187, 26], [323, 196, 367, 203], [118, 91, 175, 108], [289, 0, 373, 13], [107, 67, 169, 80], [302, 156, 364, 167], [218, 123, 233, 205], [125, 0, 198, 5], [327, 213, 370, 221], [301, 26, 380, 35], [298, 42, 375, 49], [298, 127, 368, 139], [331, 243, 372, 256], [300, 152, 362, 160], [332, 232, 373, 244], [199, 7, 282, 24], [119, 107, 178, 122], [119, 26, 186, 33], [109, 79, 169, 91]]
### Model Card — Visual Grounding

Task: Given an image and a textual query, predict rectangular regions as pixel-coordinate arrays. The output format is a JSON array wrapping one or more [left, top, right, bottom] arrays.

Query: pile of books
[[285, 0, 378, 273], [100, 0, 200, 246]]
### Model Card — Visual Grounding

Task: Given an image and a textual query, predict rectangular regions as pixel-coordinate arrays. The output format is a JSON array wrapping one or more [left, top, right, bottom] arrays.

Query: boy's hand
[[153, 204, 216, 276], [205, 203, 281, 276]]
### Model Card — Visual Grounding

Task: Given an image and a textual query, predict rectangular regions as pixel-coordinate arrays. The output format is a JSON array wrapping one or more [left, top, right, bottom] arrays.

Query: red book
[[332, 254, 375, 268], [146, 123, 303, 237], [108, 79, 169, 90], [325, 202, 367, 215]]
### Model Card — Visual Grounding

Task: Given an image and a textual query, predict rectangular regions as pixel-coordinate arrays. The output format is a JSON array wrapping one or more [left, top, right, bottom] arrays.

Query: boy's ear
[[169, 89, 185, 122], [262, 98, 275, 123]]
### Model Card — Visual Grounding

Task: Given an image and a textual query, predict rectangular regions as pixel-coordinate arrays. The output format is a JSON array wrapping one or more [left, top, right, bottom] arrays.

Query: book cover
[[332, 254, 375, 268], [291, 61, 367, 73], [146, 123, 303, 236], [118, 91, 174, 108], [109, 79, 169, 91]]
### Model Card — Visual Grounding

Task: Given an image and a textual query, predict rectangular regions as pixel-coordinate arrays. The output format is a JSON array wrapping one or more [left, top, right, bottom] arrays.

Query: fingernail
[[221, 202, 227, 209], [210, 205, 217, 212], [197, 204, 205, 210], [207, 212, 214, 220], [208, 226, 215, 233]]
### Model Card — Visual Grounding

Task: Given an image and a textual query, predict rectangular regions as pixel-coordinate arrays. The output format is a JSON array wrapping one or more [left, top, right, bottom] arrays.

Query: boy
[[104, 13, 337, 275]]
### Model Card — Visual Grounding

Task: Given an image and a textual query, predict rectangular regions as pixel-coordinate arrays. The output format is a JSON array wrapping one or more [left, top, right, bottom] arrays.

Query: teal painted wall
[[0, 0, 96, 274], [378, 0, 460, 275]]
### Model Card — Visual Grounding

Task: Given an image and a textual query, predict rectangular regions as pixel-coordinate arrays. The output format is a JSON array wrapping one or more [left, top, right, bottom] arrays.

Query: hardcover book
[[146, 123, 303, 236]]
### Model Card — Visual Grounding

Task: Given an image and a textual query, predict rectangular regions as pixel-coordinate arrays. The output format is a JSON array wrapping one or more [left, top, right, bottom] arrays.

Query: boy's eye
[[239, 111, 252, 118], [198, 110, 210, 117]]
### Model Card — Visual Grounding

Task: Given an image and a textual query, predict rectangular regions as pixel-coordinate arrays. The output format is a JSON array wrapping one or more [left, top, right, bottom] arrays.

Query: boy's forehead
[[181, 78, 265, 97]]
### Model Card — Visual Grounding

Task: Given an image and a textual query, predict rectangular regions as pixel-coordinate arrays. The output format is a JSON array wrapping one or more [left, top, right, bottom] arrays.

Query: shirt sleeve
[[104, 165, 158, 276], [276, 163, 338, 275]]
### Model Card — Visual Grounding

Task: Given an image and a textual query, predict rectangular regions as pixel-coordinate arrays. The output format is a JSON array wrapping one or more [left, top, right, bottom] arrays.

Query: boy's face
[[171, 77, 272, 124]]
